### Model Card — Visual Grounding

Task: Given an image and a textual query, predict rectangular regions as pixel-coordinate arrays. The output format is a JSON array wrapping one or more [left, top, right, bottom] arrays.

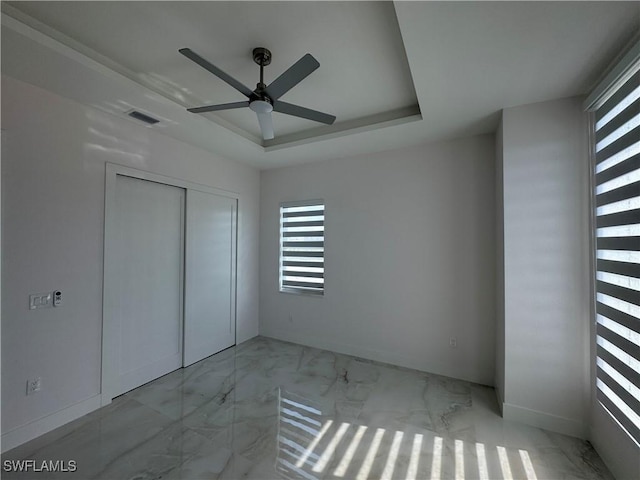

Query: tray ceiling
[[5, 1, 420, 146], [2, 1, 638, 168]]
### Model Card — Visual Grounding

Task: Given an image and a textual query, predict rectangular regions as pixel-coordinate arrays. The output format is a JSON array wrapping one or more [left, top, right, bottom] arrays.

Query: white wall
[[260, 135, 496, 385], [1, 75, 260, 449], [495, 117, 505, 409], [500, 97, 591, 438]]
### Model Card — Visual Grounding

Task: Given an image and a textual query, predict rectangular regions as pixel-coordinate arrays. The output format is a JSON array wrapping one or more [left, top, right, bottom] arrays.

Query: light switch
[[29, 292, 52, 310]]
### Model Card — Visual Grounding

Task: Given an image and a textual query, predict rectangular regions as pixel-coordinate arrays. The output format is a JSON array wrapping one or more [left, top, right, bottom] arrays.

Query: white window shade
[[592, 58, 640, 445], [280, 201, 325, 295]]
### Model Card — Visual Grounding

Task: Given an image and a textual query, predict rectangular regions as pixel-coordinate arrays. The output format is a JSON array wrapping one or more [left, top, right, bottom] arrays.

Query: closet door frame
[[102, 163, 239, 406]]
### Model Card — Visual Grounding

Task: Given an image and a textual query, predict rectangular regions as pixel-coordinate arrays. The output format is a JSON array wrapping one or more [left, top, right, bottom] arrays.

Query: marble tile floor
[[3, 336, 613, 480]]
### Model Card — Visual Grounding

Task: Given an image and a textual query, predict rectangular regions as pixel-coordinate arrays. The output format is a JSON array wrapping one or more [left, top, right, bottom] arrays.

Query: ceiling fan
[[179, 47, 336, 140]]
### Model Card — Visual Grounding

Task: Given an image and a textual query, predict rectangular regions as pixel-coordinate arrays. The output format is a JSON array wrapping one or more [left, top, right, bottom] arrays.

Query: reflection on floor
[[3, 336, 613, 479]]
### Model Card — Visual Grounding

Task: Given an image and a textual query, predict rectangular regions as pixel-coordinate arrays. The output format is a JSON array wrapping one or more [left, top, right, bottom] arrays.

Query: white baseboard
[[502, 402, 587, 439], [260, 328, 492, 386], [1, 395, 102, 453]]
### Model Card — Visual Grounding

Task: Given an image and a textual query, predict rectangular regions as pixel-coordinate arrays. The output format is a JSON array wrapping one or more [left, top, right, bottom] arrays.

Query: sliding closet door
[[113, 175, 184, 395], [184, 190, 237, 366]]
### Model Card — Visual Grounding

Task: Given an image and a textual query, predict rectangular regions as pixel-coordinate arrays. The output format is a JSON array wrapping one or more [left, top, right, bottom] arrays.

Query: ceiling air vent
[[127, 110, 160, 125]]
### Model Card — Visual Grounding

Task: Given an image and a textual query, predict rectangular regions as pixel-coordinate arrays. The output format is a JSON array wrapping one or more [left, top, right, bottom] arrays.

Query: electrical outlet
[[449, 337, 457, 348], [288, 313, 293, 323], [26, 377, 42, 395]]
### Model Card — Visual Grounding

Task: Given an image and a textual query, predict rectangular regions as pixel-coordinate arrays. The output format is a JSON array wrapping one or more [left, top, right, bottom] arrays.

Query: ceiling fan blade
[[179, 48, 254, 98], [187, 101, 249, 114], [264, 53, 320, 101], [256, 111, 275, 140], [273, 101, 336, 125]]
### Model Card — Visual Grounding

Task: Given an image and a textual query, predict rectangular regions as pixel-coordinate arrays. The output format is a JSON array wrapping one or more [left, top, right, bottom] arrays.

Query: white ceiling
[[4, 1, 418, 143], [1, 1, 638, 169]]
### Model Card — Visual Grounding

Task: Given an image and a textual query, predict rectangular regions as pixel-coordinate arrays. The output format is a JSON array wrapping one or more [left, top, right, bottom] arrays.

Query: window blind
[[593, 64, 640, 444], [280, 201, 325, 295]]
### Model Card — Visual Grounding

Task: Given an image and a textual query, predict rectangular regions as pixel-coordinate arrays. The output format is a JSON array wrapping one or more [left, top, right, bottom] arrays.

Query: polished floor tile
[[3, 336, 613, 479]]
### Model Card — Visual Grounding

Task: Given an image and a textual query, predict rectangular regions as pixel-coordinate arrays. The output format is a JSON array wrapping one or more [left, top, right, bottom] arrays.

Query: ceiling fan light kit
[[249, 100, 273, 114], [179, 46, 336, 141]]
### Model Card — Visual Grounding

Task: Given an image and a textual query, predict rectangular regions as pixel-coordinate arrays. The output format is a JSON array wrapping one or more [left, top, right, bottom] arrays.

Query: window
[[587, 46, 640, 444], [279, 201, 325, 295]]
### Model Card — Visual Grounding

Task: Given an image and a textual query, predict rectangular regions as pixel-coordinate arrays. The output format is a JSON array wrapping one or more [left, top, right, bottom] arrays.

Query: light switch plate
[[29, 292, 52, 310]]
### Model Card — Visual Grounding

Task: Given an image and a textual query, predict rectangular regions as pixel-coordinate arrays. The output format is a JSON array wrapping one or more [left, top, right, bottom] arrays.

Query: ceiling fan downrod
[[252, 47, 271, 96], [249, 47, 274, 117]]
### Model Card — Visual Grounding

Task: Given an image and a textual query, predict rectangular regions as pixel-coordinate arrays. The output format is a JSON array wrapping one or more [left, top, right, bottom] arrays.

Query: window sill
[[279, 287, 324, 297]]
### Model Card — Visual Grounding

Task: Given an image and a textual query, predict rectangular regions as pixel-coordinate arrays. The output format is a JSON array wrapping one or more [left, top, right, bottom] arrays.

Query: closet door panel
[[113, 175, 184, 395], [184, 190, 236, 366]]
